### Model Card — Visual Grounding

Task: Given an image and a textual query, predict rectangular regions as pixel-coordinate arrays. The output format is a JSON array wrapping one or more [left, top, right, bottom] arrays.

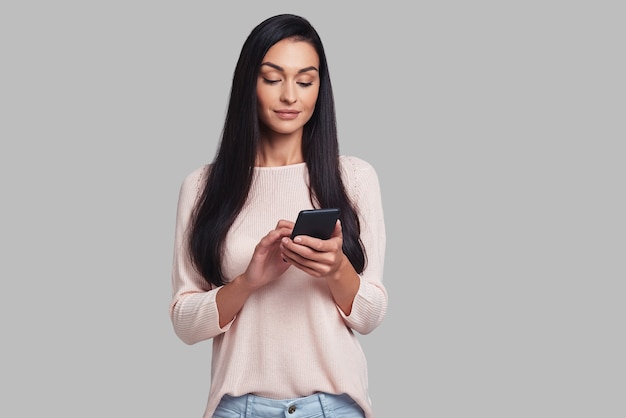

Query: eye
[[297, 82, 313, 87], [263, 78, 280, 85]]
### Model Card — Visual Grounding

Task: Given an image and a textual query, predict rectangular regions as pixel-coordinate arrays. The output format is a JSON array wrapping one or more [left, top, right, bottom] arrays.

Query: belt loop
[[245, 394, 253, 418], [318, 392, 331, 416]]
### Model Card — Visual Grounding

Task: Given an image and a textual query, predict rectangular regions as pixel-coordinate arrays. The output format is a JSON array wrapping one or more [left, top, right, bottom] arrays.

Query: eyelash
[[262, 78, 313, 88]]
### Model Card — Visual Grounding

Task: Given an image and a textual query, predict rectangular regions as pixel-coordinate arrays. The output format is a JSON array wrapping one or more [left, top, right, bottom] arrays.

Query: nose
[[280, 84, 297, 104]]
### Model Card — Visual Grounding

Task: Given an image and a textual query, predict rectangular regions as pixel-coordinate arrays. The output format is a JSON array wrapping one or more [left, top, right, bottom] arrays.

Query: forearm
[[326, 255, 361, 315], [215, 274, 256, 328]]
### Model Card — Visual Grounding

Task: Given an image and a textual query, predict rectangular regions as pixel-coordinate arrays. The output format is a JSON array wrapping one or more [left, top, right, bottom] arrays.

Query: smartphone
[[290, 208, 340, 240]]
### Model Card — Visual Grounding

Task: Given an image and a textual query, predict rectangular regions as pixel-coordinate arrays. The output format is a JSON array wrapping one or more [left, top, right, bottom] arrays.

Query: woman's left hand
[[282, 219, 360, 314], [280, 220, 345, 278]]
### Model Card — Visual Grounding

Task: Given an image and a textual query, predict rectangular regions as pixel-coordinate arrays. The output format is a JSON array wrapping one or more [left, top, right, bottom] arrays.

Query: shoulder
[[339, 155, 380, 196], [180, 164, 211, 195], [339, 155, 379, 183]]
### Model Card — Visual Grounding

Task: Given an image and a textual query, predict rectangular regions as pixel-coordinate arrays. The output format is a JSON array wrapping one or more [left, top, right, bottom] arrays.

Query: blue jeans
[[213, 392, 365, 418]]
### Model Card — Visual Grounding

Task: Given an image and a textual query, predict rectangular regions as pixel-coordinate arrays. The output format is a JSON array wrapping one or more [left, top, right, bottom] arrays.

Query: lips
[[274, 110, 300, 120]]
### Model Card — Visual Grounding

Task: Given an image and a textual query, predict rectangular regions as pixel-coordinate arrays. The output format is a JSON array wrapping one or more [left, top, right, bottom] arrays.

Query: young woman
[[170, 14, 388, 418]]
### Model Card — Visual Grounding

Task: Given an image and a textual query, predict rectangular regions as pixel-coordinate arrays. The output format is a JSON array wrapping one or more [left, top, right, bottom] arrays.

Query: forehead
[[261, 38, 319, 70]]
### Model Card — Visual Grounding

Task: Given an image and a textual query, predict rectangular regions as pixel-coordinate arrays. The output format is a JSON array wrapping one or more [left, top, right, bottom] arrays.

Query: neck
[[256, 134, 303, 167]]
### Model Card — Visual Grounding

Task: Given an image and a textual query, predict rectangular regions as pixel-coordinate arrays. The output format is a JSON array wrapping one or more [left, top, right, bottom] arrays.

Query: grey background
[[1, 1, 624, 417]]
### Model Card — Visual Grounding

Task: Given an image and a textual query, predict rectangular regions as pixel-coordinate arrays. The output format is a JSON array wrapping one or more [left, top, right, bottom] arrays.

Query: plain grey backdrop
[[1, 1, 624, 417]]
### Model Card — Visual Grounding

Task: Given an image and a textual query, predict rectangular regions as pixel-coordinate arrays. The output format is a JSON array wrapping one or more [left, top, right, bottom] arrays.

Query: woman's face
[[256, 38, 320, 138]]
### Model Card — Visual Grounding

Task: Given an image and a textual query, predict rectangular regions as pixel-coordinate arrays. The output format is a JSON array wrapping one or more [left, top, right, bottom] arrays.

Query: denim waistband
[[217, 392, 360, 417]]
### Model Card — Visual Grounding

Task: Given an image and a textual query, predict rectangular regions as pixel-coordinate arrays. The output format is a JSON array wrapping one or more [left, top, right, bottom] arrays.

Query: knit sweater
[[169, 155, 388, 418]]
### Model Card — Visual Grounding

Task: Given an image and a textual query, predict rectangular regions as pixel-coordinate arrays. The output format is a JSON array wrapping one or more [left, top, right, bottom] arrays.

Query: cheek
[[256, 91, 271, 115], [305, 91, 319, 111], [255, 89, 265, 108], [302, 85, 320, 105], [257, 102, 270, 125], [256, 84, 271, 106]]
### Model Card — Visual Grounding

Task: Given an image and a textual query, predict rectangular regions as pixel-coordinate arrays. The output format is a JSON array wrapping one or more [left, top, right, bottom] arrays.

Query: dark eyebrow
[[260, 62, 319, 74]]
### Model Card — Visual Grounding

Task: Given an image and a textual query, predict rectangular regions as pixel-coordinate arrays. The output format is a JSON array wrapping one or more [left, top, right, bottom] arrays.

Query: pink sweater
[[170, 156, 388, 418]]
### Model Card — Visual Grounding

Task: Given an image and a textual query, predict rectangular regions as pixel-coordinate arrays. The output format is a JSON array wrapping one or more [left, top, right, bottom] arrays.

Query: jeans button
[[288, 405, 296, 414]]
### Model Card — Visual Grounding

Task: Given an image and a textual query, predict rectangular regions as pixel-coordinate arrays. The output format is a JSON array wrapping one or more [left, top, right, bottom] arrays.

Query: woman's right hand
[[242, 220, 295, 289], [216, 220, 294, 327]]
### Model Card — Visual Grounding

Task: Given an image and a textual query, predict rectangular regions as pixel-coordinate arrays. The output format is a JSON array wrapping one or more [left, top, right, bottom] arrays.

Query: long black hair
[[189, 14, 365, 286]]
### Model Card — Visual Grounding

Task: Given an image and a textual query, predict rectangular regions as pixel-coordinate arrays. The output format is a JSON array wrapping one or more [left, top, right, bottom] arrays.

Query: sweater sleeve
[[169, 166, 232, 345], [339, 156, 388, 335]]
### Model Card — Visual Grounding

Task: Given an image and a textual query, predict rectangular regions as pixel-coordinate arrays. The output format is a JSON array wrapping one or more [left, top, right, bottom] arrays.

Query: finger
[[288, 256, 332, 278], [330, 219, 342, 238], [292, 235, 326, 252], [276, 219, 296, 230]]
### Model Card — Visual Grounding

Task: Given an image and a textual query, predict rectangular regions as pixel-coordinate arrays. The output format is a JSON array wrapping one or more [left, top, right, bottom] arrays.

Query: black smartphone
[[290, 208, 340, 240]]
